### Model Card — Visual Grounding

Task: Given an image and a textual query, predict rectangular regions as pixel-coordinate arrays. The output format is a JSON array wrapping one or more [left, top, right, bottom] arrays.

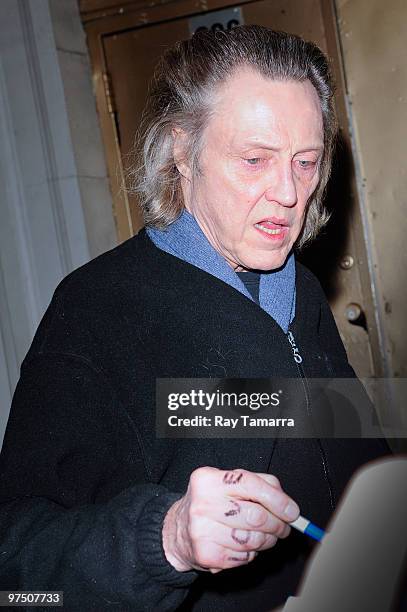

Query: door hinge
[[102, 71, 116, 115]]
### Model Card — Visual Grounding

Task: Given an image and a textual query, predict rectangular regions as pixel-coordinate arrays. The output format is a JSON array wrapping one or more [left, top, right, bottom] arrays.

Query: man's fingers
[[222, 469, 300, 522], [178, 467, 297, 573], [223, 548, 257, 568], [190, 537, 257, 571], [209, 549, 262, 573], [254, 473, 282, 489], [213, 499, 291, 538], [214, 527, 279, 553], [190, 508, 290, 555]]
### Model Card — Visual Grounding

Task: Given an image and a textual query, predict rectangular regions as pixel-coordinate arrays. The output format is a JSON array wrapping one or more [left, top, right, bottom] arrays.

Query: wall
[[48, 0, 117, 259], [0, 0, 117, 445]]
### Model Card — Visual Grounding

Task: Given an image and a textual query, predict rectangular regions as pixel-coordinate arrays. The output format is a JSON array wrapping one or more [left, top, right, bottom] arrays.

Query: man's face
[[182, 68, 324, 271]]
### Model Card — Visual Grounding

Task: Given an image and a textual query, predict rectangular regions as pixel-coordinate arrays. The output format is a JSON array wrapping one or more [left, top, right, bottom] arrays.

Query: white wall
[[48, 0, 118, 259], [0, 0, 116, 445]]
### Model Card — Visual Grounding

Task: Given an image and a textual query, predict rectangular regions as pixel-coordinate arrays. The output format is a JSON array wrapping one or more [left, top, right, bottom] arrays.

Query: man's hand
[[162, 467, 300, 573]]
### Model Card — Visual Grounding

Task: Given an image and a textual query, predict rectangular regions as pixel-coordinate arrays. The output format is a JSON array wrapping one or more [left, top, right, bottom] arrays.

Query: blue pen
[[290, 515, 325, 542]]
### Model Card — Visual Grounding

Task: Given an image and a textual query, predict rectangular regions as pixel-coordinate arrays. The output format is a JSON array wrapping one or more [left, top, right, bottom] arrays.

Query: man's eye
[[245, 158, 262, 165], [297, 160, 315, 169]]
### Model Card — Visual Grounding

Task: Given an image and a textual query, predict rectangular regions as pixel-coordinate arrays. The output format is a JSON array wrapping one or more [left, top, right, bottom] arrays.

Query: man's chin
[[240, 250, 290, 272]]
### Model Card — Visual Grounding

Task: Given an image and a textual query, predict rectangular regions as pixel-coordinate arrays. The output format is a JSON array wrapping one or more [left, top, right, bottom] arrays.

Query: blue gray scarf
[[146, 210, 296, 332]]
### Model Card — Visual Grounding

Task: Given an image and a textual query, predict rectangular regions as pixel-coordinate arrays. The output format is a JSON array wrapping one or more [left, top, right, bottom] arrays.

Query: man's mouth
[[254, 224, 282, 235], [254, 218, 289, 236]]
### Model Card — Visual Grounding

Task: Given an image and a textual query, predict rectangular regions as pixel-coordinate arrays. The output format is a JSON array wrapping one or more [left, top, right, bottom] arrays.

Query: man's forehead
[[208, 71, 324, 147], [214, 67, 319, 104]]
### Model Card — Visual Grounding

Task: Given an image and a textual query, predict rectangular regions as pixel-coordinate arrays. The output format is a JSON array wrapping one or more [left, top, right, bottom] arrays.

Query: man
[[0, 26, 389, 611]]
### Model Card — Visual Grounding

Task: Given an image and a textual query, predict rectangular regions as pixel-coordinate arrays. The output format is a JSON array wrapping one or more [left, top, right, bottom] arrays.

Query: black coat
[[0, 231, 389, 611]]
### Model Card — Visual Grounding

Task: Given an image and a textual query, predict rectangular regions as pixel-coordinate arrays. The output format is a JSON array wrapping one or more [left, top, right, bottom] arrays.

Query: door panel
[[104, 18, 191, 230]]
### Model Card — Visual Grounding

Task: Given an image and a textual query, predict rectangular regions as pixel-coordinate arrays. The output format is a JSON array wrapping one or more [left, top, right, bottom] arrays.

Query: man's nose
[[265, 165, 297, 207]]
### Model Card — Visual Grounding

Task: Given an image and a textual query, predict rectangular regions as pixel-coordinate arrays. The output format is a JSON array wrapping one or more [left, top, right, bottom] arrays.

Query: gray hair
[[129, 25, 337, 247]]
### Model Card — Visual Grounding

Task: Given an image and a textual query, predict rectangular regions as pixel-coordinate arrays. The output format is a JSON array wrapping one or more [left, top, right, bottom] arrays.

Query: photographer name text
[[167, 415, 294, 428]]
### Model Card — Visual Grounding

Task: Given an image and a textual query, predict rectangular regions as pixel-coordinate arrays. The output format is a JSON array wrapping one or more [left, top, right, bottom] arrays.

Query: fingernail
[[284, 501, 299, 521]]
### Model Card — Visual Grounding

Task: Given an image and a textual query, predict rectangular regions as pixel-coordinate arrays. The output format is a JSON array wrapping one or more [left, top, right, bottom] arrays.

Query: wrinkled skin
[[163, 467, 299, 572], [174, 68, 324, 272]]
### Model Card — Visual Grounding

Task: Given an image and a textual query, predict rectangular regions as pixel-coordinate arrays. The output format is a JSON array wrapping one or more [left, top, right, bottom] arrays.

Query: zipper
[[286, 329, 336, 510]]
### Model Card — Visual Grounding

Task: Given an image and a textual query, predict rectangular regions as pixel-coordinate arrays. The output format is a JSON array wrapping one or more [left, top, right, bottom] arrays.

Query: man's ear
[[172, 127, 192, 180]]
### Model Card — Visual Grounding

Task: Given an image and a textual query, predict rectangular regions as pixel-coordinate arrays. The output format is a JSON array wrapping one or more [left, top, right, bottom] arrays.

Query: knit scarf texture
[[146, 210, 296, 333]]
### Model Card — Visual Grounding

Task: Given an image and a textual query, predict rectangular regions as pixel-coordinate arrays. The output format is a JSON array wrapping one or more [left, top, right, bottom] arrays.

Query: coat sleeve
[[0, 353, 197, 611]]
